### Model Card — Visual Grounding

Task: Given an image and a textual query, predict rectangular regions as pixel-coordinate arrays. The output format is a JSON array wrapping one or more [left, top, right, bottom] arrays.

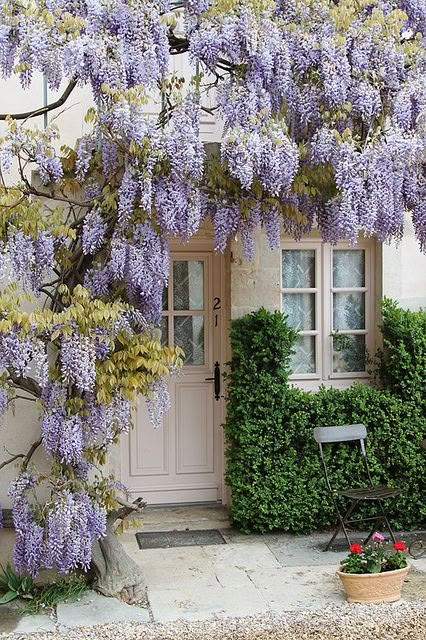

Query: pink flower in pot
[[372, 531, 385, 542]]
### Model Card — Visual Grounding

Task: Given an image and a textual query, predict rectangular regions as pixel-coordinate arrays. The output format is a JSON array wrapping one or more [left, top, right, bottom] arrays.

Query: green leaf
[[0, 591, 18, 604]]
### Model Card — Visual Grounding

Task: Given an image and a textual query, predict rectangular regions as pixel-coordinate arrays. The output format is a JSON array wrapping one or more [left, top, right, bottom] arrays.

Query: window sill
[[290, 377, 371, 392]]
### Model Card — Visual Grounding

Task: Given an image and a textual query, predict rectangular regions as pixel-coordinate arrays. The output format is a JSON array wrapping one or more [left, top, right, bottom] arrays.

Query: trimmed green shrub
[[378, 298, 426, 412], [224, 308, 426, 534]]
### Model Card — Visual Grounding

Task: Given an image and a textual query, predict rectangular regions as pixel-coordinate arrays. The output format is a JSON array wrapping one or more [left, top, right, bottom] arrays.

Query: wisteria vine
[[0, 0, 424, 578]]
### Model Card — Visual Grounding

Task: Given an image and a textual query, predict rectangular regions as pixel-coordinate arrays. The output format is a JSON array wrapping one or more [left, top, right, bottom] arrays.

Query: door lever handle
[[205, 361, 221, 401]]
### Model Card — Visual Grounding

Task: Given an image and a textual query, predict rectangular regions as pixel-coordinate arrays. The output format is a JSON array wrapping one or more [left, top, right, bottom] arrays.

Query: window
[[281, 241, 375, 383]]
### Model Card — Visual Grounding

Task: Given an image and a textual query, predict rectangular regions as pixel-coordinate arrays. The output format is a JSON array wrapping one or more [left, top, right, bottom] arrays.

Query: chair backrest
[[313, 424, 367, 444], [313, 424, 372, 492]]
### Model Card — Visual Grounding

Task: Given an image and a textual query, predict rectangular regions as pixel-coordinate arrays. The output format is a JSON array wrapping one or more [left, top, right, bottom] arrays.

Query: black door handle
[[205, 361, 221, 401]]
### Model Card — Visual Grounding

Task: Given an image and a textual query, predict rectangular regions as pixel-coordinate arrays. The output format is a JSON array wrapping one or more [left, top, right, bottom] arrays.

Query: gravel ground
[[1, 601, 425, 640]]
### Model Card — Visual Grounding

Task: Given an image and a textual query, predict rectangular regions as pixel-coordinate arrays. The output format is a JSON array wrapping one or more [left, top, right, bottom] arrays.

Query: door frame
[[119, 234, 229, 505]]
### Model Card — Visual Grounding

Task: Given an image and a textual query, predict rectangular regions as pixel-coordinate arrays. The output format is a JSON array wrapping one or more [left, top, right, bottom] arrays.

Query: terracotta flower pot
[[336, 565, 410, 604]]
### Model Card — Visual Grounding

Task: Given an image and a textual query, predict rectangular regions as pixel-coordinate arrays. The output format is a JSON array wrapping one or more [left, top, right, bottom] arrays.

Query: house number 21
[[213, 297, 221, 327]]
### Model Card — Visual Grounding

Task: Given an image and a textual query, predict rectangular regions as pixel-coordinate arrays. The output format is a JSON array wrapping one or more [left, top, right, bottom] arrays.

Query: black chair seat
[[338, 485, 400, 501]]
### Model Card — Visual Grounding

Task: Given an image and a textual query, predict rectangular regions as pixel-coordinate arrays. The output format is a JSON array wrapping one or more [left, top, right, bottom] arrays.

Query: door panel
[[176, 382, 214, 474], [122, 245, 224, 505], [129, 399, 169, 477]]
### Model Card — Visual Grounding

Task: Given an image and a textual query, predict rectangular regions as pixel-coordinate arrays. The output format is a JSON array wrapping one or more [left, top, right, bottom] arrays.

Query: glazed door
[[122, 248, 224, 504]]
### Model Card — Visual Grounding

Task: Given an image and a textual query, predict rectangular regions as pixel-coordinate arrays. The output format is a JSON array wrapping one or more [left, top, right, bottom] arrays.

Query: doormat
[[135, 529, 226, 550]]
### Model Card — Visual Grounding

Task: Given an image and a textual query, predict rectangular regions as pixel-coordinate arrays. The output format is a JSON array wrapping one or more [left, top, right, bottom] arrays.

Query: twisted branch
[[0, 438, 42, 471], [9, 374, 42, 398], [0, 80, 77, 121]]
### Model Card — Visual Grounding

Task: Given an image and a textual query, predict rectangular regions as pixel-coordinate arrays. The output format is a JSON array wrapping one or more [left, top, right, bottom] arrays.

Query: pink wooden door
[[121, 246, 224, 504]]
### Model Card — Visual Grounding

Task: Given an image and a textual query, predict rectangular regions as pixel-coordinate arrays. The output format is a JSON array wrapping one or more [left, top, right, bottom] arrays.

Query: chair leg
[[363, 499, 398, 545], [377, 499, 397, 543], [324, 499, 358, 552], [363, 516, 385, 546]]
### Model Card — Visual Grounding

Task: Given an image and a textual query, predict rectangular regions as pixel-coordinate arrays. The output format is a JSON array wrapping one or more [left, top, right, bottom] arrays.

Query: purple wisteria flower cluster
[[0, 329, 48, 387], [0, 277, 179, 575], [0, 122, 63, 184], [8, 472, 106, 576], [0, 0, 170, 93], [4, 230, 56, 292], [80, 94, 204, 320], [41, 381, 132, 467], [188, 0, 426, 250], [1, 0, 424, 257]]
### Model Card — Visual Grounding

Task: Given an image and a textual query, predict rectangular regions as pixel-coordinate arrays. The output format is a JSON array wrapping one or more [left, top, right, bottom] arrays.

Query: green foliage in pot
[[341, 535, 408, 574]]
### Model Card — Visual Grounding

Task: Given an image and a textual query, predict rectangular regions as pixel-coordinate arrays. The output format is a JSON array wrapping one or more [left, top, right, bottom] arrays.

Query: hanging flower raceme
[[82, 209, 108, 255], [60, 333, 97, 393], [154, 178, 203, 240], [146, 378, 171, 429], [165, 93, 205, 182], [45, 491, 107, 574], [9, 473, 107, 576], [4, 229, 56, 292], [0, 120, 63, 185], [0, 327, 47, 384]]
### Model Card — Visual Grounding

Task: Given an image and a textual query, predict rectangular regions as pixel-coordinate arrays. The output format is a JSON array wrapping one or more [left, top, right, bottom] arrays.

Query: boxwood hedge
[[224, 306, 426, 534]]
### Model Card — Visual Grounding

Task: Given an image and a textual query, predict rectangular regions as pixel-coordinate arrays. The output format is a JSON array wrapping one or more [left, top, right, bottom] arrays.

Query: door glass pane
[[162, 286, 168, 311], [333, 292, 365, 330], [283, 293, 315, 331], [160, 316, 168, 346], [333, 335, 366, 373], [333, 250, 365, 288], [174, 316, 204, 365], [290, 335, 316, 374], [173, 261, 204, 310], [282, 250, 315, 288]]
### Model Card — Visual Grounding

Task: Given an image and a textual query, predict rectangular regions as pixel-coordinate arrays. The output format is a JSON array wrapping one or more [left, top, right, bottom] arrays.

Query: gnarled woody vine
[[0, 0, 424, 594]]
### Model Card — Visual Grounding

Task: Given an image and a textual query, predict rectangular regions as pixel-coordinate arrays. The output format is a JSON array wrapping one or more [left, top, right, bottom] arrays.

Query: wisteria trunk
[[91, 510, 147, 604]]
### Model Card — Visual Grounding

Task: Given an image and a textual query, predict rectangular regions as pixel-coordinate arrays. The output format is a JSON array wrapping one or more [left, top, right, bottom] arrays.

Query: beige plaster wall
[[230, 229, 281, 319], [381, 215, 426, 310]]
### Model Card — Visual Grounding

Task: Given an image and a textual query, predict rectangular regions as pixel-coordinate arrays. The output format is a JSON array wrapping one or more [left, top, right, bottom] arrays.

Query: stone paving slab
[[148, 582, 270, 622], [56, 592, 150, 630], [264, 534, 348, 567], [245, 565, 343, 611], [0, 607, 55, 635], [202, 541, 281, 571], [140, 546, 216, 588]]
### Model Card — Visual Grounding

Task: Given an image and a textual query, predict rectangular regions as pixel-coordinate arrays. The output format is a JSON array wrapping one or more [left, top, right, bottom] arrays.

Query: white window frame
[[281, 238, 376, 386], [280, 243, 322, 381]]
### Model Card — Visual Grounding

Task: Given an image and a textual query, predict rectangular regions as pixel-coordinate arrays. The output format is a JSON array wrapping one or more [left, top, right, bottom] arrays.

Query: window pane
[[333, 292, 365, 330], [282, 250, 315, 288], [173, 261, 204, 310], [290, 335, 316, 374], [333, 250, 365, 288], [174, 316, 204, 365], [283, 293, 315, 330], [333, 335, 366, 373]]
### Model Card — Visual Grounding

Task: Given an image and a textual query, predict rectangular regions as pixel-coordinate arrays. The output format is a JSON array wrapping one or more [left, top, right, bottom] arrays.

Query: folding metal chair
[[313, 424, 401, 552]]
